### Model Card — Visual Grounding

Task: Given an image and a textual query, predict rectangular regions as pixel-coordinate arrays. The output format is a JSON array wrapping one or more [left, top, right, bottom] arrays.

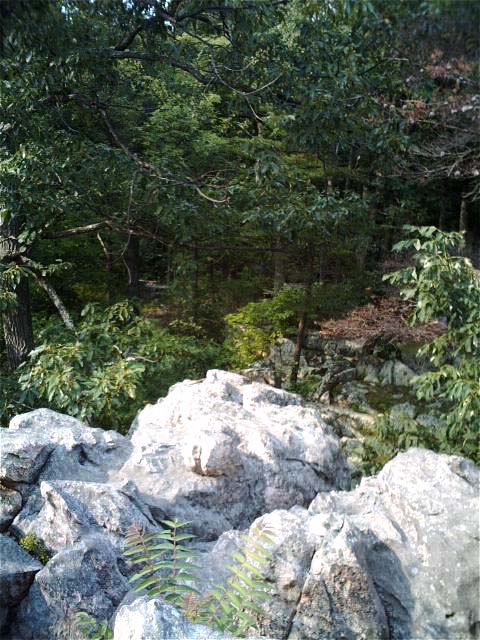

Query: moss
[[19, 533, 51, 565]]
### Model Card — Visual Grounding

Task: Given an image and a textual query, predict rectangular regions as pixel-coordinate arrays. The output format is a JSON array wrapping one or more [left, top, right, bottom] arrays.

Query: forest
[[1, 0, 479, 471]]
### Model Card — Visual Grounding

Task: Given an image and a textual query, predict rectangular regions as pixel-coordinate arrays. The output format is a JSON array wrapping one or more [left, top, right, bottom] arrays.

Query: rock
[[356, 360, 381, 384], [11, 535, 128, 640], [0, 486, 22, 532], [196, 507, 389, 640], [12, 479, 157, 554], [378, 360, 415, 387], [0, 534, 42, 607], [309, 449, 480, 639], [7, 408, 131, 484], [0, 429, 54, 484], [389, 402, 417, 419], [116, 370, 350, 539], [112, 596, 233, 640], [304, 334, 368, 358]]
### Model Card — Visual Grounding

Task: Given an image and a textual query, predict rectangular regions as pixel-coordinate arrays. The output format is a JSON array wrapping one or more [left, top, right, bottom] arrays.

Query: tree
[[386, 226, 479, 460]]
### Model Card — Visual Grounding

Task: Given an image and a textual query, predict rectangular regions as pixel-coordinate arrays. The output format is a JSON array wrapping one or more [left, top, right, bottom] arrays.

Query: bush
[[17, 301, 226, 431], [224, 286, 305, 369], [362, 226, 480, 471]]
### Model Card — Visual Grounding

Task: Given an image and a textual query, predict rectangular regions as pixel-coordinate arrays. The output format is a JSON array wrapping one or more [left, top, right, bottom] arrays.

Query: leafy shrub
[[362, 226, 480, 471], [19, 532, 51, 565], [17, 301, 226, 431], [124, 519, 273, 637], [224, 286, 307, 369]]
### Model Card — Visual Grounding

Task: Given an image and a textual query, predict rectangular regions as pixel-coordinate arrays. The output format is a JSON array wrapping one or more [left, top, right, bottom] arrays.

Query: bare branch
[[45, 221, 108, 240]]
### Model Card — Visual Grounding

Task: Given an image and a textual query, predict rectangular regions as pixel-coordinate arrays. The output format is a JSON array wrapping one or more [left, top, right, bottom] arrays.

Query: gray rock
[[309, 448, 480, 639], [389, 402, 417, 419], [0, 534, 42, 607], [196, 507, 388, 640], [0, 429, 53, 484], [11, 535, 128, 640], [378, 360, 416, 387], [12, 479, 156, 554], [0, 486, 22, 531], [112, 596, 232, 640], [7, 408, 131, 484], [116, 370, 350, 539]]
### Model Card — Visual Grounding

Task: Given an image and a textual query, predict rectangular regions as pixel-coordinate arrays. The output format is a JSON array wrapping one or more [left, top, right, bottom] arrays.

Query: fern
[[194, 525, 274, 637], [124, 519, 200, 607], [76, 612, 112, 640], [124, 519, 274, 638]]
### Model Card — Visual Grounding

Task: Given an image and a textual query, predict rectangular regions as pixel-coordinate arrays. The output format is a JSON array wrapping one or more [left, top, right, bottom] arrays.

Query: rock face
[[196, 449, 479, 640], [117, 369, 350, 538], [310, 448, 480, 640], [0, 373, 478, 640]]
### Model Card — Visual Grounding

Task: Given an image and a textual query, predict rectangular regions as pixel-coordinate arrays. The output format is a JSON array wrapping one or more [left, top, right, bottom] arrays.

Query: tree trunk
[[459, 196, 468, 233], [459, 195, 469, 256], [290, 256, 314, 385], [123, 232, 140, 298], [0, 216, 34, 369], [273, 237, 286, 294], [192, 244, 199, 322]]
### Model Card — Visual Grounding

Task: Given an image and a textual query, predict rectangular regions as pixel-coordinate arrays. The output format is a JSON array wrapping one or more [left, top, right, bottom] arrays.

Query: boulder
[[112, 596, 233, 640], [0, 486, 22, 532], [12, 479, 157, 554], [11, 535, 128, 640], [196, 508, 389, 640], [116, 370, 350, 539], [6, 408, 131, 484], [0, 429, 54, 485], [378, 360, 416, 387], [309, 448, 480, 639]]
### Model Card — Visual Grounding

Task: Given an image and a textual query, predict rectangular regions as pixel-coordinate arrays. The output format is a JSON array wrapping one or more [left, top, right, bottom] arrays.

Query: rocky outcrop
[[0, 372, 478, 640], [196, 448, 479, 640], [116, 369, 350, 538]]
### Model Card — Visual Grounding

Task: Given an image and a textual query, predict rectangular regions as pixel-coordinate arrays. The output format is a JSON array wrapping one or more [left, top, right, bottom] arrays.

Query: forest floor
[[314, 295, 445, 343]]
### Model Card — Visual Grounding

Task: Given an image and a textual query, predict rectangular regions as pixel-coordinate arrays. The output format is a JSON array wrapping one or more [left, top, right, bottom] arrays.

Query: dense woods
[[1, 0, 479, 460]]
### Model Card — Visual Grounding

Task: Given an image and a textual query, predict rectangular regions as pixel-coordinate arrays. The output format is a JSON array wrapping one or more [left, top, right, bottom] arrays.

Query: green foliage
[[76, 613, 112, 640], [225, 286, 305, 369], [362, 226, 480, 471], [125, 519, 200, 607], [16, 302, 225, 430], [191, 525, 273, 637], [19, 532, 50, 565], [124, 519, 273, 638], [361, 413, 441, 475]]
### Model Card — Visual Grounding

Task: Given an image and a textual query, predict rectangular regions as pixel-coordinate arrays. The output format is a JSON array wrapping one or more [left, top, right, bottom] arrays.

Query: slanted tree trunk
[[0, 216, 34, 369], [123, 232, 140, 298]]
